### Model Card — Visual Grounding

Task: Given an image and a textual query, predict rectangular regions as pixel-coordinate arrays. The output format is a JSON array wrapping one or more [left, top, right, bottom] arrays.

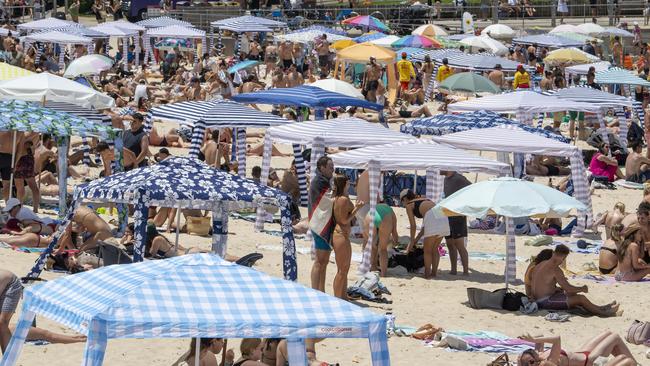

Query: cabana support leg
[[0, 309, 35, 366]]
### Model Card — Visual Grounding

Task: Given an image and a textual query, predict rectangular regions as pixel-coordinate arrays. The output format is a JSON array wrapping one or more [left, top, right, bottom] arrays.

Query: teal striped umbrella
[[595, 67, 650, 86]]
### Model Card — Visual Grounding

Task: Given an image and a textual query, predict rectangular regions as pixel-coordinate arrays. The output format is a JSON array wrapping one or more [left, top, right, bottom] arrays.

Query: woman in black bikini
[[518, 331, 636, 366]]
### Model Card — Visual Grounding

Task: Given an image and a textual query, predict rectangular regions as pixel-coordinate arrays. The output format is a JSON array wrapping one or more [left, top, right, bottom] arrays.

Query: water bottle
[[385, 312, 395, 335]]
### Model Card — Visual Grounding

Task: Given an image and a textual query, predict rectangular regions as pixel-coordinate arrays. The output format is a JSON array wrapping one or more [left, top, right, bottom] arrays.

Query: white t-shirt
[[134, 84, 148, 105], [13, 207, 53, 225]]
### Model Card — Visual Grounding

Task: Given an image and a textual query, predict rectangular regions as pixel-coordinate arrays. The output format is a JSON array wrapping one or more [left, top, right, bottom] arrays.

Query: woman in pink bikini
[[517, 331, 636, 366]]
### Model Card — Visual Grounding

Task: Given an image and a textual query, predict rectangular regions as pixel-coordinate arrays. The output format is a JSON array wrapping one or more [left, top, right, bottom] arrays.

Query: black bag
[[628, 121, 645, 145], [502, 289, 527, 311], [390, 248, 425, 272]]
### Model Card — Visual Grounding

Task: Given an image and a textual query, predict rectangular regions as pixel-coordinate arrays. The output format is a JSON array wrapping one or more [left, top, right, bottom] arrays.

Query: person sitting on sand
[[530, 244, 620, 317], [518, 331, 637, 366], [612, 223, 650, 281], [364, 202, 399, 277], [524, 249, 553, 297], [70, 205, 113, 252], [589, 143, 624, 182], [149, 125, 183, 148], [232, 338, 266, 366], [624, 140, 650, 183], [0, 270, 23, 353], [174, 338, 233, 366], [401, 189, 449, 278], [592, 202, 626, 239], [598, 234, 620, 275], [526, 155, 571, 176]]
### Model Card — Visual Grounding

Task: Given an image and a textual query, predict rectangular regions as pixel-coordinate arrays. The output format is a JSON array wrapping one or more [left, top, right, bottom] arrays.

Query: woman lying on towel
[[518, 331, 637, 366], [123, 223, 202, 258]]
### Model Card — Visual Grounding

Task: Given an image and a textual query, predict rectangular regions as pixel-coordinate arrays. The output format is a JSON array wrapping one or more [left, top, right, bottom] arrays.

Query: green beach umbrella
[[438, 72, 501, 95]]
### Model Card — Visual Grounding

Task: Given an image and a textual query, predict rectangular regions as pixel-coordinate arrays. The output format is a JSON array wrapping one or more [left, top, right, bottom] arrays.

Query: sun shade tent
[[447, 90, 603, 123], [565, 61, 610, 75], [16, 17, 75, 32], [595, 67, 650, 86], [136, 16, 194, 28], [275, 30, 351, 44], [24, 156, 299, 282], [330, 139, 510, 274], [432, 125, 593, 236], [2, 254, 390, 366], [512, 34, 584, 48], [22, 31, 93, 70], [255, 117, 411, 230], [147, 99, 290, 178], [90, 24, 141, 70], [436, 177, 586, 285], [334, 43, 398, 102], [210, 16, 286, 55], [400, 110, 570, 143], [411, 49, 525, 72], [144, 25, 206, 64]]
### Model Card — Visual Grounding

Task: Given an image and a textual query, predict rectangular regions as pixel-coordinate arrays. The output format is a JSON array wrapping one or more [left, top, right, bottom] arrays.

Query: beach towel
[[573, 274, 650, 284], [553, 239, 602, 254], [426, 330, 535, 353], [613, 179, 645, 190]]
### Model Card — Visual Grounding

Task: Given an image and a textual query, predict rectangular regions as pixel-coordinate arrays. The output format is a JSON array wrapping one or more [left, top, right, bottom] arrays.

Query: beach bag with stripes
[[626, 320, 650, 345]]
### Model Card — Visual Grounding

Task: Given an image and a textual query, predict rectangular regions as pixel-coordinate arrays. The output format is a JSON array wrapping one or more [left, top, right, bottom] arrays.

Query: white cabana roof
[[266, 117, 410, 147], [565, 61, 611, 75], [547, 86, 631, 107], [136, 16, 193, 28], [100, 19, 146, 32], [147, 25, 206, 38], [432, 125, 578, 156], [24, 30, 92, 44], [90, 24, 139, 37], [275, 30, 350, 44], [212, 15, 286, 29], [17, 17, 75, 32], [330, 139, 510, 174], [447, 90, 603, 114]]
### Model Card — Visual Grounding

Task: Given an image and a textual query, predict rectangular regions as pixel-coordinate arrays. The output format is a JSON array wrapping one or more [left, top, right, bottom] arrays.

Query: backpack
[[502, 289, 527, 311], [626, 320, 650, 345]]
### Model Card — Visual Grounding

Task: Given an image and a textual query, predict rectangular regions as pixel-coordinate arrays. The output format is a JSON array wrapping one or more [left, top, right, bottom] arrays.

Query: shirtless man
[[279, 41, 294, 70], [184, 77, 206, 101], [263, 42, 277, 78], [530, 244, 619, 317], [488, 64, 505, 90], [272, 69, 287, 88], [540, 70, 554, 91], [285, 64, 304, 88], [526, 43, 537, 67], [421, 55, 435, 99], [624, 140, 650, 183], [34, 134, 86, 178], [363, 57, 382, 103], [241, 75, 264, 93], [315, 34, 330, 74], [200, 130, 229, 169], [0, 131, 22, 201], [95, 141, 136, 177]]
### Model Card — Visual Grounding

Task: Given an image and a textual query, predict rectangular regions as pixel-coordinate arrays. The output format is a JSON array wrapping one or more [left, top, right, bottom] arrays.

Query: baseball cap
[[3, 198, 21, 212]]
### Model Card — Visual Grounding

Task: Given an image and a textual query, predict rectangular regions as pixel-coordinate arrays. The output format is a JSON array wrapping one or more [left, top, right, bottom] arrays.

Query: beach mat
[[425, 330, 534, 353], [613, 180, 644, 190], [551, 240, 602, 254]]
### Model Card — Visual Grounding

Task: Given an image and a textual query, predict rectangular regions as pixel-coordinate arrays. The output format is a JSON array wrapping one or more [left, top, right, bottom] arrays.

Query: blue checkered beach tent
[[25, 156, 299, 281], [401, 110, 570, 143], [2, 254, 390, 366]]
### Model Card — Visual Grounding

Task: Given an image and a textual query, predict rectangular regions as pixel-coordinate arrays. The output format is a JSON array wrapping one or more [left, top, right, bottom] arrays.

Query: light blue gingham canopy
[[3, 254, 389, 366], [26, 157, 298, 281], [401, 110, 570, 143]]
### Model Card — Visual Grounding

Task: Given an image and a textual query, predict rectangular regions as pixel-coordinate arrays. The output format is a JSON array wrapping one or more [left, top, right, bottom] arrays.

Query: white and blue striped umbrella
[[211, 15, 287, 30], [136, 16, 193, 28], [411, 49, 525, 72], [545, 86, 631, 107], [3, 254, 389, 366], [49, 25, 109, 39], [512, 34, 584, 48], [16, 17, 75, 32], [401, 110, 570, 142], [595, 67, 650, 86]]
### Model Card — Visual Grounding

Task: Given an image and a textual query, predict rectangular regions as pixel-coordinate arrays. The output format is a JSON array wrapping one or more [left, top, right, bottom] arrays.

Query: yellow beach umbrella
[[0, 62, 34, 81], [544, 47, 600, 66], [331, 39, 357, 50]]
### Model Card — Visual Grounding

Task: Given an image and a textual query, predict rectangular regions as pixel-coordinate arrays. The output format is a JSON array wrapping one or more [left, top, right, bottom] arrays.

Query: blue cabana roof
[[233, 85, 383, 111], [401, 110, 570, 143], [511, 34, 583, 48], [4, 254, 389, 366]]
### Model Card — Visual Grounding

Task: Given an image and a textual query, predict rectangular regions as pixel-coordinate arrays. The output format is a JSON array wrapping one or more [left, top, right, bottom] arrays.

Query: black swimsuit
[[599, 246, 618, 274], [412, 200, 425, 218]]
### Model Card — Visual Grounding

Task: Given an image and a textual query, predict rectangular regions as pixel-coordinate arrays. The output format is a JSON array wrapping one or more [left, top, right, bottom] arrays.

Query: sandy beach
[[1, 118, 648, 366]]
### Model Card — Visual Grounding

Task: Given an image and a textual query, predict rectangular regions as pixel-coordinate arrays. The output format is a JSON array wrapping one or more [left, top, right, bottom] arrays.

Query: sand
[[2, 117, 650, 366]]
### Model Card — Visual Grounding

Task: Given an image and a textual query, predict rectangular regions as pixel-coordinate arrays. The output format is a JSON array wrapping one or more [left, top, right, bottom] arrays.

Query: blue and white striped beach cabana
[[3, 254, 390, 366], [401, 110, 570, 143], [144, 25, 206, 64], [16, 16, 75, 33], [136, 16, 193, 28], [511, 34, 584, 48], [24, 156, 298, 280], [210, 15, 286, 54], [146, 99, 290, 178], [595, 67, 650, 87], [255, 117, 410, 230], [330, 139, 510, 278]]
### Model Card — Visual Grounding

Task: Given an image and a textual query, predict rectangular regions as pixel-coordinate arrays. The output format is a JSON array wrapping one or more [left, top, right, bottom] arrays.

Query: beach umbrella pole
[[174, 203, 182, 253], [8, 130, 17, 199], [195, 337, 200, 366]]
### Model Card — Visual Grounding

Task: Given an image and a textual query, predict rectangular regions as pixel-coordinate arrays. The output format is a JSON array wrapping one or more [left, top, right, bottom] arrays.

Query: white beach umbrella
[[602, 27, 634, 38], [460, 35, 508, 56], [412, 23, 448, 37], [549, 24, 579, 34], [480, 24, 516, 39], [63, 54, 115, 78], [308, 79, 364, 99], [0, 72, 114, 109], [575, 23, 605, 35]]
